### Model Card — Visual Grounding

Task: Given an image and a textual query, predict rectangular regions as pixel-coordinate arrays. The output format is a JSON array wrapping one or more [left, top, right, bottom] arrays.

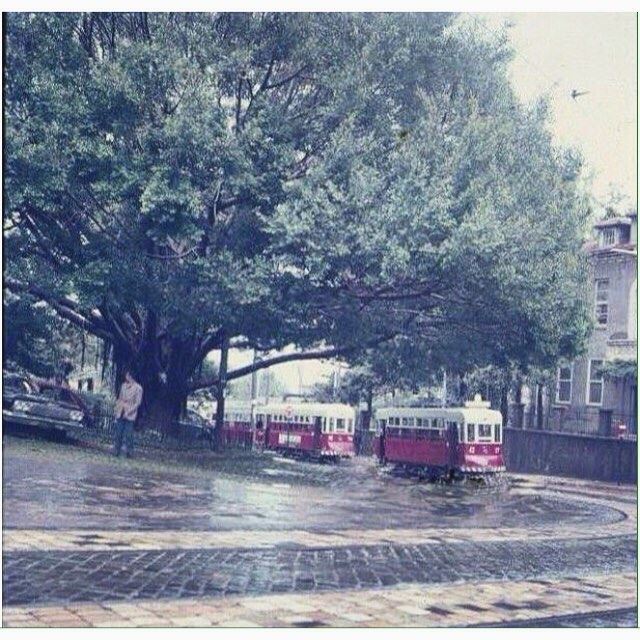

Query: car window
[[40, 388, 62, 401]]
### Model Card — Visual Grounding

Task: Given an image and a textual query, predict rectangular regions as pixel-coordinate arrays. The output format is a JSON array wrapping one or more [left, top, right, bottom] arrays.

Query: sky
[[479, 12, 637, 208], [221, 12, 638, 394]]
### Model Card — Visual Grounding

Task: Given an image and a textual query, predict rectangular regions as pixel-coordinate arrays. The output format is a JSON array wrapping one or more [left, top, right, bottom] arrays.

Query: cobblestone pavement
[[483, 606, 638, 627], [2, 436, 637, 627], [3, 573, 637, 627], [3, 535, 636, 606]]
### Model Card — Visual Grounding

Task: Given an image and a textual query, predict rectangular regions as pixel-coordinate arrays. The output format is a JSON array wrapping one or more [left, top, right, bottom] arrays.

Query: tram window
[[329, 417, 335, 432], [494, 424, 501, 443], [401, 417, 408, 426], [478, 424, 492, 440], [466, 424, 475, 442], [336, 419, 345, 432]]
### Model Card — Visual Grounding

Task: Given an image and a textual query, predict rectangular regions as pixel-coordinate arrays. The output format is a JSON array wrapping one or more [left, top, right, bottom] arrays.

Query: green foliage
[[4, 13, 590, 425], [601, 359, 637, 382], [3, 294, 73, 377]]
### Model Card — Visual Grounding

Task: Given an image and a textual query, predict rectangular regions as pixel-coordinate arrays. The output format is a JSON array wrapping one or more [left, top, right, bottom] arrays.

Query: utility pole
[[264, 367, 271, 404], [442, 370, 447, 407], [213, 332, 229, 451], [250, 350, 258, 425]]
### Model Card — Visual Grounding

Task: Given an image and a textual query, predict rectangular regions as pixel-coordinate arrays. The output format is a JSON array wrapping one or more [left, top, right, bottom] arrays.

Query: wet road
[[2, 437, 637, 627], [2, 440, 626, 532]]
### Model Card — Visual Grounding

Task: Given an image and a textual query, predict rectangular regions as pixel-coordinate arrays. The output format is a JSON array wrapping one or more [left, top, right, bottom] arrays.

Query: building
[[551, 212, 637, 435], [67, 332, 112, 394]]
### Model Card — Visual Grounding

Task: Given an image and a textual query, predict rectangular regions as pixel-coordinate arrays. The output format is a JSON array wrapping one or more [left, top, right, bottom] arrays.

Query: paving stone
[[3, 534, 637, 606]]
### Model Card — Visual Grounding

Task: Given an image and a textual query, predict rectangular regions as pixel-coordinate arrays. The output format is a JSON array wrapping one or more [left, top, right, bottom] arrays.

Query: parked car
[[3, 372, 90, 436], [178, 408, 213, 441]]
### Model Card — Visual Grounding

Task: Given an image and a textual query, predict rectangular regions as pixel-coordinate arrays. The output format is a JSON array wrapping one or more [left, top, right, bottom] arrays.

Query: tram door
[[313, 416, 322, 451], [446, 421, 459, 468]]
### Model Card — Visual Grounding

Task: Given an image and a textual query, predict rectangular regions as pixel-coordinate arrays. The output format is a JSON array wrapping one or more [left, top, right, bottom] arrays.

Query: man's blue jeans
[[113, 418, 135, 457]]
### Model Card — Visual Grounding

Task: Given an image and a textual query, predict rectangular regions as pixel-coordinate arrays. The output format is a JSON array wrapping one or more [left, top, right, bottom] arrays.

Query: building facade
[[67, 332, 112, 394], [551, 213, 637, 435]]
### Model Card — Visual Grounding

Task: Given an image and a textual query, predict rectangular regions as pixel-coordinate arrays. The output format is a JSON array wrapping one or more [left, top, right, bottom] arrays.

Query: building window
[[594, 279, 609, 326], [600, 228, 616, 246], [587, 359, 604, 405], [556, 365, 573, 403]]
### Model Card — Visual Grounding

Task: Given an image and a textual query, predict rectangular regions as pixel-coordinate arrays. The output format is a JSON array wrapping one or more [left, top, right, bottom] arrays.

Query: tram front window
[[467, 423, 475, 442], [494, 424, 501, 443], [478, 424, 492, 441]]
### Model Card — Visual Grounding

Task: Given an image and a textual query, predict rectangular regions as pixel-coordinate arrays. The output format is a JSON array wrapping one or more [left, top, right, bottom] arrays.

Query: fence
[[513, 403, 637, 438], [504, 427, 637, 484], [66, 408, 254, 453]]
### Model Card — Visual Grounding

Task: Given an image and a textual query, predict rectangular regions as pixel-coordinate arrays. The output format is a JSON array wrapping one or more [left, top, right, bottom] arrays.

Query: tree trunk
[[459, 375, 468, 403], [363, 385, 374, 432], [139, 386, 185, 434], [212, 333, 229, 451], [111, 330, 191, 436], [500, 386, 509, 426], [536, 383, 544, 430]]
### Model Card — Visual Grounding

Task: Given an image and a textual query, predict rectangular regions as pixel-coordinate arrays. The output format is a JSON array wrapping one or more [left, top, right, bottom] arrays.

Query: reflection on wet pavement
[[3, 439, 626, 532]]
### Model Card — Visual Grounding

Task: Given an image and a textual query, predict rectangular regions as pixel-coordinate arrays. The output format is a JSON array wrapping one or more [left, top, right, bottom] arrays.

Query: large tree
[[5, 13, 589, 432]]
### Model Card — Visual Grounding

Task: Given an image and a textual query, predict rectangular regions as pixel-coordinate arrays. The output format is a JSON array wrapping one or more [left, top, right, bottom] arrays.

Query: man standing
[[113, 370, 143, 458]]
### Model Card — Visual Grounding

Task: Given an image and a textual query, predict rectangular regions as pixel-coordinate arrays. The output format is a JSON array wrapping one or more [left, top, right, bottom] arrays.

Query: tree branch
[[188, 332, 397, 391], [4, 278, 113, 340]]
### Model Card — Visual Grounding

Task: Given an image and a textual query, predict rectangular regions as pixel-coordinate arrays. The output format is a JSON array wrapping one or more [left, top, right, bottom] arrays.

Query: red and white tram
[[220, 400, 254, 447], [373, 395, 505, 478], [255, 402, 356, 460]]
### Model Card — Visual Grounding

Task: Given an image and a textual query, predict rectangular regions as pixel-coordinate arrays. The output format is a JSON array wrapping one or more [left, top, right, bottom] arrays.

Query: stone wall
[[504, 427, 637, 484]]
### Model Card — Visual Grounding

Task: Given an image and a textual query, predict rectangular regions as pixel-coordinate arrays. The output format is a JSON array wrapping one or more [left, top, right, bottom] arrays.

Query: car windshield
[[39, 387, 78, 406]]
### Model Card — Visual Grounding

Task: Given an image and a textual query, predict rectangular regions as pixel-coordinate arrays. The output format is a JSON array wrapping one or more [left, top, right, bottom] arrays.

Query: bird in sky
[[571, 89, 590, 100]]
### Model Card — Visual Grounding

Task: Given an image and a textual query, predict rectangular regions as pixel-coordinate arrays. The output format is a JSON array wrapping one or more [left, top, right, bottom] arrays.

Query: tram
[[373, 395, 505, 478], [219, 400, 254, 447], [255, 402, 356, 460]]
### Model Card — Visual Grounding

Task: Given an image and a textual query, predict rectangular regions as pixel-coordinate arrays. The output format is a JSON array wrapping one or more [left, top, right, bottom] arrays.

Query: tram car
[[255, 402, 356, 460], [373, 395, 505, 478], [220, 400, 254, 447]]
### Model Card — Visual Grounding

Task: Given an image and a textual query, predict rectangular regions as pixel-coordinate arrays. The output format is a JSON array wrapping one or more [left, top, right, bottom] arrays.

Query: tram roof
[[258, 402, 355, 419], [375, 405, 502, 422]]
